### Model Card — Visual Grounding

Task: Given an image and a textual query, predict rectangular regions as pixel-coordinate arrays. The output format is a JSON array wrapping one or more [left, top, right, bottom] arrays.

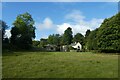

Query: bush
[[69, 46, 75, 50]]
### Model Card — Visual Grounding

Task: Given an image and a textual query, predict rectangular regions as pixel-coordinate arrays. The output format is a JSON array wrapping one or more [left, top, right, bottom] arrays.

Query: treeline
[[1, 12, 120, 53], [33, 27, 85, 51], [86, 12, 120, 53], [34, 12, 120, 53]]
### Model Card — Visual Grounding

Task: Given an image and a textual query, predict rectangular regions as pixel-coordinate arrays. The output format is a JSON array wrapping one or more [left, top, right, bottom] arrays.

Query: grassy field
[[2, 52, 118, 78]]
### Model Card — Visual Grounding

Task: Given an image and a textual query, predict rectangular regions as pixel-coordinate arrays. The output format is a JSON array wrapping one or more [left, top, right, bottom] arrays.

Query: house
[[70, 42, 82, 52], [45, 44, 56, 51], [61, 42, 82, 52], [70, 42, 82, 51]]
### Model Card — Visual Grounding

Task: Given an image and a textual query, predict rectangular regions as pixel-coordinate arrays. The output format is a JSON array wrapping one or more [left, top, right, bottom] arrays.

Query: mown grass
[[2, 52, 118, 78]]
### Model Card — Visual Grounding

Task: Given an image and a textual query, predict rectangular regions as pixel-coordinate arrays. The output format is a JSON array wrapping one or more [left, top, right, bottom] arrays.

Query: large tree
[[10, 12, 35, 49], [10, 27, 19, 45], [0, 20, 8, 41], [0, 20, 10, 50], [62, 27, 73, 45], [86, 12, 120, 52], [73, 33, 84, 45], [96, 12, 120, 52]]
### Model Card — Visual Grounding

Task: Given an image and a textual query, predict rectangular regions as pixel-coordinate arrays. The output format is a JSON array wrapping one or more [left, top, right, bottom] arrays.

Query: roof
[[70, 43, 77, 46], [45, 44, 56, 47], [71, 42, 82, 49]]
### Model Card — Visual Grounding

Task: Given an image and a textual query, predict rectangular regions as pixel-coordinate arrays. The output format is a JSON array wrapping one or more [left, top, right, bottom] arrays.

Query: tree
[[10, 12, 35, 49], [0, 20, 8, 41], [0, 20, 10, 50], [32, 40, 40, 47], [62, 27, 73, 45], [86, 29, 98, 50], [96, 12, 120, 52], [40, 38, 48, 47], [84, 29, 91, 49], [85, 29, 91, 38], [47, 34, 54, 45], [48, 34, 61, 45], [86, 12, 120, 52], [73, 33, 84, 45], [10, 27, 19, 45]]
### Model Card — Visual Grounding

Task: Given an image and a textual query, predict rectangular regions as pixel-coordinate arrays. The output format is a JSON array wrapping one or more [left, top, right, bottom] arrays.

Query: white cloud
[[36, 10, 103, 37], [41, 35, 48, 39], [89, 18, 103, 29], [57, 23, 93, 35], [57, 10, 103, 36], [5, 30, 11, 38], [57, 23, 72, 35], [72, 24, 92, 35], [65, 10, 85, 22], [36, 17, 54, 30]]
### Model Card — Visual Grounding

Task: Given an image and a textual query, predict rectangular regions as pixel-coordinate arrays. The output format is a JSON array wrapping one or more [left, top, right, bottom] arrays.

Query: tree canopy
[[73, 33, 84, 45], [40, 38, 48, 47], [86, 12, 120, 52], [48, 34, 61, 45], [85, 29, 91, 38], [62, 27, 73, 45], [10, 12, 36, 49], [86, 29, 98, 50], [0, 20, 8, 41], [97, 12, 120, 52]]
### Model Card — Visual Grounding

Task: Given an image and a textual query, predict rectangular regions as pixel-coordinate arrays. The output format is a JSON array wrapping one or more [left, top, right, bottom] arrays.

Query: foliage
[[40, 38, 48, 47], [10, 27, 19, 45], [0, 20, 8, 41], [86, 12, 120, 52], [0, 20, 10, 50], [97, 12, 120, 52], [47, 34, 61, 45], [86, 29, 98, 50], [69, 46, 76, 50], [85, 29, 91, 38], [32, 40, 40, 47], [61, 27, 73, 45], [10, 12, 35, 49], [84, 29, 91, 50], [73, 33, 84, 45], [85, 29, 91, 43]]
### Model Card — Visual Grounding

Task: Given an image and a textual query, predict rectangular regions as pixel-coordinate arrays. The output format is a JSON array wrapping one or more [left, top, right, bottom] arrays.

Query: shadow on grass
[[2, 49, 54, 56]]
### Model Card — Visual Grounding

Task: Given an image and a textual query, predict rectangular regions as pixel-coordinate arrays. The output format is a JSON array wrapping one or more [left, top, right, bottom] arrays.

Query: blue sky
[[2, 2, 118, 40]]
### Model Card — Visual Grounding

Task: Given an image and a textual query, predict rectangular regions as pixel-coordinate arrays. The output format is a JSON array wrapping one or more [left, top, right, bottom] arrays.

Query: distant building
[[45, 44, 56, 51], [70, 42, 82, 51], [61, 42, 82, 52]]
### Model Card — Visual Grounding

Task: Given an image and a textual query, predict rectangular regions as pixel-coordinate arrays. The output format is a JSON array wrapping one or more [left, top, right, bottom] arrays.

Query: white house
[[71, 42, 82, 51], [61, 42, 82, 52]]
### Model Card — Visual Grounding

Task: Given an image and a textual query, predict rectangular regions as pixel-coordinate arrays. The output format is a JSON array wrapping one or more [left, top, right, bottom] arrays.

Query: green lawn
[[2, 52, 118, 78]]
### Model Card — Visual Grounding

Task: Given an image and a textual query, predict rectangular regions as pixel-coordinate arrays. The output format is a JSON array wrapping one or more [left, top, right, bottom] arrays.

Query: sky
[[1, 2, 118, 40]]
